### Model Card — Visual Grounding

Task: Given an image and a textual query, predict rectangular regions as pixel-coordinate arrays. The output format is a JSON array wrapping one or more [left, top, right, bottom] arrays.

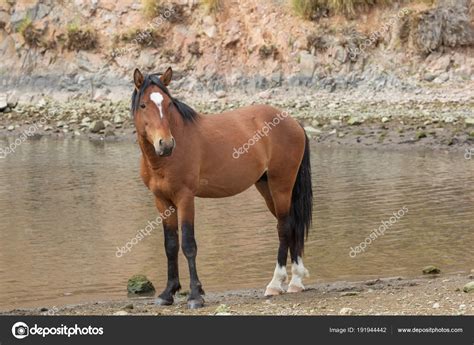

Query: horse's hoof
[[264, 287, 284, 297], [187, 298, 204, 309], [155, 297, 173, 306], [287, 284, 304, 293]]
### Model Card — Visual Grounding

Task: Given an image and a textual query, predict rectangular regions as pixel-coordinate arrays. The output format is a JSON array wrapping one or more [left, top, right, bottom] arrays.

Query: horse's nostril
[[159, 139, 163, 146]]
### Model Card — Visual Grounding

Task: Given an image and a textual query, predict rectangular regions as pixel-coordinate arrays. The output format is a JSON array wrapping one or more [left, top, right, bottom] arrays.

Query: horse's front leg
[[178, 193, 205, 309], [155, 198, 181, 306]]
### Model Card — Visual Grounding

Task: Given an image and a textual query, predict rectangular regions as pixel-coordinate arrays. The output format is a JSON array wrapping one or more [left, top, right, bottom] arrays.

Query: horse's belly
[[195, 177, 255, 198]]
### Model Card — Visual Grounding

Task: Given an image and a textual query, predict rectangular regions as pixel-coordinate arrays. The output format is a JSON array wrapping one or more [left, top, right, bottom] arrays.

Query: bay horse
[[131, 67, 313, 309]]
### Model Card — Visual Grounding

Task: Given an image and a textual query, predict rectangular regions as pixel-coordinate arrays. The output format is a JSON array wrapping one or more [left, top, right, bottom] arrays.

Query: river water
[[0, 138, 473, 310]]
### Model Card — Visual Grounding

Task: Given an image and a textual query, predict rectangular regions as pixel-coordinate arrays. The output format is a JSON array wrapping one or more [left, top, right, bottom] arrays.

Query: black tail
[[289, 132, 313, 257]]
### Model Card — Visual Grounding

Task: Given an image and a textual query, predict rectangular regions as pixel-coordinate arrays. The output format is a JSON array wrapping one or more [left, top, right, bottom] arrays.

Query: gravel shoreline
[[2, 272, 473, 316], [0, 88, 473, 153]]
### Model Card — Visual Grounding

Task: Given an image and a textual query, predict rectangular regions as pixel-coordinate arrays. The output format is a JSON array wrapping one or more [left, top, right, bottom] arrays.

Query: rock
[[465, 118, 474, 126], [258, 90, 272, 100], [7, 125, 14, 131], [89, 120, 105, 133], [127, 274, 155, 294], [0, 94, 7, 111], [381, 117, 390, 123], [432, 302, 440, 309], [298, 52, 317, 78], [311, 120, 320, 127], [339, 307, 355, 315], [434, 73, 449, 84], [463, 281, 474, 293], [347, 116, 363, 126], [57, 121, 66, 128], [7, 94, 18, 109], [104, 128, 115, 137], [340, 291, 359, 297], [113, 311, 129, 316], [113, 115, 124, 124], [304, 126, 321, 134], [215, 90, 226, 99], [422, 265, 441, 274], [423, 74, 437, 82], [214, 304, 231, 315], [443, 116, 455, 123], [412, 2, 474, 54], [37, 99, 47, 108], [124, 303, 134, 310]]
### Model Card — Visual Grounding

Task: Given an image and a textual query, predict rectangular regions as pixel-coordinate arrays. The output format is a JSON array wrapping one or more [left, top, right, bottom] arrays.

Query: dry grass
[[201, 0, 222, 13], [291, 0, 394, 18], [17, 16, 42, 47], [258, 44, 279, 59], [141, 0, 161, 18], [66, 23, 98, 51]]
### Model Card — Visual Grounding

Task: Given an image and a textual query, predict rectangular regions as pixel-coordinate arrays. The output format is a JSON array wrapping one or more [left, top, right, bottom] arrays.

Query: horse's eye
[[140, 103, 146, 109]]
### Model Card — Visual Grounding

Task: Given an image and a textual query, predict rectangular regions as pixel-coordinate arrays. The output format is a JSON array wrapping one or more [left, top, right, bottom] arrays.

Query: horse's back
[[210, 104, 304, 138]]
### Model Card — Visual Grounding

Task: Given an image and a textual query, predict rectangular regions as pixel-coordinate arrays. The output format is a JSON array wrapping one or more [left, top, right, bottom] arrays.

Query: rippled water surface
[[0, 138, 473, 310]]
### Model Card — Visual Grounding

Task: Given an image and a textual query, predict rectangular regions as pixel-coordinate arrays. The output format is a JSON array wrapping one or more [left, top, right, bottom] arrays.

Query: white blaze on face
[[150, 92, 164, 119]]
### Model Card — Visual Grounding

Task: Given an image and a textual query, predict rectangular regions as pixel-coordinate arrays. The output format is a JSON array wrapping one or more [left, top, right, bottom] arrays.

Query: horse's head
[[132, 67, 176, 157]]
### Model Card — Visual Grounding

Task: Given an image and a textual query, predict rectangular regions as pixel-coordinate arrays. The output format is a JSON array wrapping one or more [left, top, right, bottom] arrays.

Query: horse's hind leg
[[255, 174, 276, 217], [287, 244, 309, 293], [261, 176, 295, 296]]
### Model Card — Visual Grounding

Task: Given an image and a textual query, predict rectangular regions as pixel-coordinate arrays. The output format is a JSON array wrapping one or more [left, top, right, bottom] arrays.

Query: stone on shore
[[127, 274, 155, 294], [422, 265, 441, 274], [463, 281, 474, 293], [339, 307, 355, 315], [0, 94, 7, 111], [89, 120, 105, 133]]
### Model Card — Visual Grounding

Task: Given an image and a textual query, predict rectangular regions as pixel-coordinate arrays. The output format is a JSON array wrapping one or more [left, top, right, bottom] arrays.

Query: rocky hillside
[[0, 0, 473, 103]]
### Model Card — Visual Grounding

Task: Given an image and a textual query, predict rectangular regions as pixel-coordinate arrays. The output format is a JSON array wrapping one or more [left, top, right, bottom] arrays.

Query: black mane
[[131, 73, 198, 122]]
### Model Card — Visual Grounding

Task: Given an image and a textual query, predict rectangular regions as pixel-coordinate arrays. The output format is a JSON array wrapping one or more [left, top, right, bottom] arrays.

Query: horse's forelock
[[131, 73, 197, 122]]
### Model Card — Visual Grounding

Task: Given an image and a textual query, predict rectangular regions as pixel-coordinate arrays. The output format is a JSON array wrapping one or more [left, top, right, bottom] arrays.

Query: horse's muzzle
[[154, 137, 175, 157]]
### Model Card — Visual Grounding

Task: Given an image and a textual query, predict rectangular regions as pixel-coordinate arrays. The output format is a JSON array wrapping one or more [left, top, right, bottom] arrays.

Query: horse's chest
[[147, 174, 175, 198]]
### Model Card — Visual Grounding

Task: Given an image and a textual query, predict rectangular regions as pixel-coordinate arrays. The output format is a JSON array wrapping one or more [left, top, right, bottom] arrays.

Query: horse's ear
[[133, 68, 144, 90], [161, 67, 173, 86]]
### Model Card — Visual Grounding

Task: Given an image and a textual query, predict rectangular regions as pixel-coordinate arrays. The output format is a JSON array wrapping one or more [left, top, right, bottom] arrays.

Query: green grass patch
[[416, 131, 427, 140]]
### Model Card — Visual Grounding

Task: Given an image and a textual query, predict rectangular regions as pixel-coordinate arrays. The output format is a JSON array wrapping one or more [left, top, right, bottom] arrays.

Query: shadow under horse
[[131, 67, 313, 309]]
